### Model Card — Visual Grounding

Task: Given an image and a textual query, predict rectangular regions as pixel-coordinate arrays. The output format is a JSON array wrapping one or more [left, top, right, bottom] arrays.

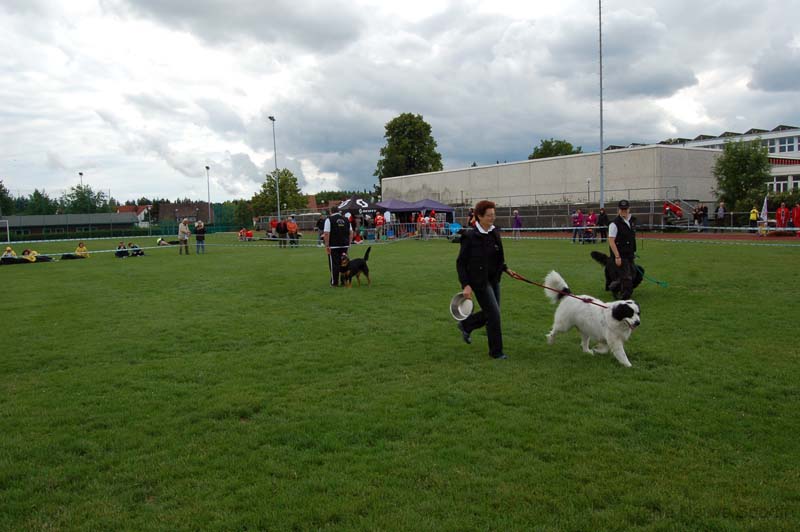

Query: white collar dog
[[543, 270, 640, 367]]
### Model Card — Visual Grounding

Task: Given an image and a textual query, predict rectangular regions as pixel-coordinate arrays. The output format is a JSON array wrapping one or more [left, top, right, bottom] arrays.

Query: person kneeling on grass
[[61, 241, 90, 260]]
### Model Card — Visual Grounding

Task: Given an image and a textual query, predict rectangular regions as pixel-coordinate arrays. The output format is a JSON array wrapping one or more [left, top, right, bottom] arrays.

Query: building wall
[[382, 145, 720, 207]]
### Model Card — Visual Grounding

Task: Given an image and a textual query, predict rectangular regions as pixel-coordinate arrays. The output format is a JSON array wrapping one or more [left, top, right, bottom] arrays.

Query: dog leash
[[507, 271, 609, 309], [633, 254, 669, 287]]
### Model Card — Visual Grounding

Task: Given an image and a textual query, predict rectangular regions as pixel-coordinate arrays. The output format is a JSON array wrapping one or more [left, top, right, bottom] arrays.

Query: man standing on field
[[323, 205, 353, 287]]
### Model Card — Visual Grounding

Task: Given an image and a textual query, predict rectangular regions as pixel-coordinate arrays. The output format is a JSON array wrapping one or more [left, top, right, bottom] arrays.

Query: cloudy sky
[[1, 0, 799, 203]]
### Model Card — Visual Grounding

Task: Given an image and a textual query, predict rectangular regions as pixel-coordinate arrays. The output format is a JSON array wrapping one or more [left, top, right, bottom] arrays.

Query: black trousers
[[328, 247, 348, 286], [461, 281, 503, 357], [614, 257, 636, 299]]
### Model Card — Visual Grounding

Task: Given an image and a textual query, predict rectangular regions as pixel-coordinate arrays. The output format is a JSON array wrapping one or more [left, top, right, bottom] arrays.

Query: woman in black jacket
[[456, 200, 518, 360]]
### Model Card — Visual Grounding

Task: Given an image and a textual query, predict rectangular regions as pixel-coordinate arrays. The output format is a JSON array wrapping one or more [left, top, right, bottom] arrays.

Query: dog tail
[[543, 270, 570, 303], [590, 250, 609, 266], [363, 246, 371, 262]]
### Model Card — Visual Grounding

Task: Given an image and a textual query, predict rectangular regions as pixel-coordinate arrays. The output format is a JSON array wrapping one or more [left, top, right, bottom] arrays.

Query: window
[[778, 137, 794, 152], [768, 139, 776, 153], [14, 229, 30, 236]]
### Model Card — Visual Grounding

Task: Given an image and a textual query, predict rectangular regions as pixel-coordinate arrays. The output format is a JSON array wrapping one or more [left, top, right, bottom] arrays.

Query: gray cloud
[[749, 37, 800, 92], [114, 0, 365, 52], [3, 0, 800, 202], [126, 93, 191, 119], [46, 151, 68, 171], [196, 99, 246, 135]]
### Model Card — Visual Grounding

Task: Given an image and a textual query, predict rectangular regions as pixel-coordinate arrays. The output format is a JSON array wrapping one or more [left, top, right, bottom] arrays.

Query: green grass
[[2, 234, 799, 531]]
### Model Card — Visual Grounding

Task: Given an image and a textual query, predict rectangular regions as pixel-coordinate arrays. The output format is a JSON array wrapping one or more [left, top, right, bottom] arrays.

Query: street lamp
[[598, 0, 605, 208], [268, 115, 280, 220], [205, 165, 211, 224], [587, 178, 591, 203], [78, 171, 83, 187]]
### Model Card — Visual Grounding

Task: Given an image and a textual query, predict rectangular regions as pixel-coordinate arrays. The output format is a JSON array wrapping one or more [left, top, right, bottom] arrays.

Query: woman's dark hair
[[474, 200, 496, 218]]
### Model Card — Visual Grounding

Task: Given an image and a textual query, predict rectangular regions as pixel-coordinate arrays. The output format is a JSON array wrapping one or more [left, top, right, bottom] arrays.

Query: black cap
[[618, 199, 630, 209]]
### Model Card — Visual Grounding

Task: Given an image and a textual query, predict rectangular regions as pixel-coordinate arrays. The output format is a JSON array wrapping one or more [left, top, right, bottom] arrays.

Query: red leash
[[508, 271, 609, 309]]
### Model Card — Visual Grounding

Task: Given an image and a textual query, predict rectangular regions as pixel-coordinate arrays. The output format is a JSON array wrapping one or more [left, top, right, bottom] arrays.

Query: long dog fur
[[543, 270, 641, 367]]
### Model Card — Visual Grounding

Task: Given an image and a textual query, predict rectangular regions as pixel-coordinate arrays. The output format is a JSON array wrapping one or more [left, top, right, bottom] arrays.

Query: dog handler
[[323, 205, 353, 287], [607, 199, 637, 299], [455, 200, 518, 360]]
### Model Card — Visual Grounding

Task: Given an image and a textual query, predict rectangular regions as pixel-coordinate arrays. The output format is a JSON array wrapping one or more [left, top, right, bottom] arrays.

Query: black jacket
[[327, 213, 351, 247], [456, 226, 507, 289], [611, 216, 637, 258]]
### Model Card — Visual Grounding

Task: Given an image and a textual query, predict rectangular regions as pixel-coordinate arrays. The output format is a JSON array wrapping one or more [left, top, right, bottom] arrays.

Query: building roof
[[117, 205, 150, 216], [2, 213, 139, 228]]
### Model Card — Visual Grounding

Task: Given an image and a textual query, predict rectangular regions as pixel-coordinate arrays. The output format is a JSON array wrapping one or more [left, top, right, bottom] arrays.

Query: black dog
[[590, 250, 643, 297], [340, 246, 371, 287]]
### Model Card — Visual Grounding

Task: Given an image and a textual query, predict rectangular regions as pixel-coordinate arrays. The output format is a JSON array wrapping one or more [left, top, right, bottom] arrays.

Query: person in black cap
[[323, 205, 353, 286], [607, 199, 637, 299]]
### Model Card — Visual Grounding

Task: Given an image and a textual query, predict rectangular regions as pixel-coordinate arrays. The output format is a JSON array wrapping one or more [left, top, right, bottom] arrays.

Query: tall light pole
[[205, 165, 211, 224], [598, 0, 605, 208], [268, 115, 280, 220], [587, 178, 591, 203], [78, 172, 85, 217]]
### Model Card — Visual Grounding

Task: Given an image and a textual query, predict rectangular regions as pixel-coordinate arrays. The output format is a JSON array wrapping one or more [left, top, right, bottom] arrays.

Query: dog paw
[[546, 334, 554, 345]]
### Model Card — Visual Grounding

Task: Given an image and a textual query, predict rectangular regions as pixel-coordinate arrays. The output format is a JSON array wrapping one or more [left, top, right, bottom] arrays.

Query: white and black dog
[[543, 271, 641, 367]]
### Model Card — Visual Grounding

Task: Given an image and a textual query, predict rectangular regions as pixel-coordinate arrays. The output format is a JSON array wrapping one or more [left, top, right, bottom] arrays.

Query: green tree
[[214, 201, 237, 227], [528, 138, 583, 159], [26, 189, 59, 215], [61, 184, 115, 214], [149, 197, 169, 222], [252, 169, 306, 216], [0, 180, 13, 216], [713, 139, 771, 210], [374, 113, 443, 186], [233, 200, 254, 228]]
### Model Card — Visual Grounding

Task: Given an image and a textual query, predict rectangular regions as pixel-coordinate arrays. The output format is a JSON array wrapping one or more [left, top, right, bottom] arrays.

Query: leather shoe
[[457, 322, 471, 344], [491, 352, 508, 360]]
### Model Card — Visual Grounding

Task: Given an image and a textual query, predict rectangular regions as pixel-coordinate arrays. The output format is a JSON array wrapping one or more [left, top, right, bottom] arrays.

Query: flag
[[760, 195, 768, 222]]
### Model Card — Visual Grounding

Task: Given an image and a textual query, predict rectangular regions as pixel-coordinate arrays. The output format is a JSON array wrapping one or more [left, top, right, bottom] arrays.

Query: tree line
[[2, 113, 779, 223]]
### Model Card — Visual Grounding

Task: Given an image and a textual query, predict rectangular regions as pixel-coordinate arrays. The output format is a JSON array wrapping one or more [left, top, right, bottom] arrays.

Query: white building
[[382, 125, 800, 207], [678, 124, 800, 155], [382, 145, 720, 207]]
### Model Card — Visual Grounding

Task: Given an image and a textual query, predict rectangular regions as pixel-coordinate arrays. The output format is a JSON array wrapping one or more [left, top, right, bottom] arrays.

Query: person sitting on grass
[[61, 242, 90, 260], [115, 242, 129, 258], [21, 249, 53, 262], [2, 246, 16, 259], [128, 242, 144, 256]]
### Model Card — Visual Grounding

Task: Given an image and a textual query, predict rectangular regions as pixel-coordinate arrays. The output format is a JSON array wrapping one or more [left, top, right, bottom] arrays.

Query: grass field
[[2, 234, 799, 531]]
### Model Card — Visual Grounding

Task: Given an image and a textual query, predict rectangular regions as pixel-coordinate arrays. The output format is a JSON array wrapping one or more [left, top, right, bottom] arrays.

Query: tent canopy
[[375, 198, 413, 211], [409, 199, 455, 213], [338, 195, 379, 215], [376, 198, 454, 213]]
